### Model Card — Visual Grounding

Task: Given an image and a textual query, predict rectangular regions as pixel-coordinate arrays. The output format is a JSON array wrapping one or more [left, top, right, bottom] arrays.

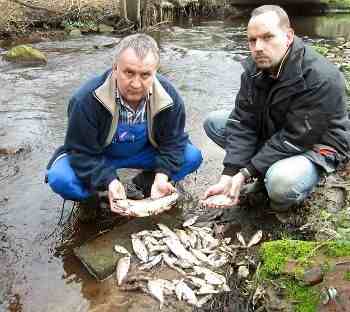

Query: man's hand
[[108, 179, 128, 215], [151, 173, 176, 199], [203, 173, 245, 208]]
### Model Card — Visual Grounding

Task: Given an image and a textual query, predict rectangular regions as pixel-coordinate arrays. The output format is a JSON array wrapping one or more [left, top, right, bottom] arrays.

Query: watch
[[239, 167, 252, 180]]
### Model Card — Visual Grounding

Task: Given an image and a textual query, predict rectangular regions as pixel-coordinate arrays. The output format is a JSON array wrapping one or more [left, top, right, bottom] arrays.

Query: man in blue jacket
[[47, 33, 202, 216], [203, 5, 350, 215]]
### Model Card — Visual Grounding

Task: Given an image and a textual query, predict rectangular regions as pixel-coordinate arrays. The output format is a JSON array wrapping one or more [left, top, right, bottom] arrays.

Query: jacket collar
[[94, 71, 173, 116]]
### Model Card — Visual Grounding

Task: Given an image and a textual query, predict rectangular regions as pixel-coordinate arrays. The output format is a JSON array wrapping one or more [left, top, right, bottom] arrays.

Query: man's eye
[[248, 38, 256, 44], [142, 73, 151, 79], [126, 71, 133, 76], [263, 34, 273, 40]]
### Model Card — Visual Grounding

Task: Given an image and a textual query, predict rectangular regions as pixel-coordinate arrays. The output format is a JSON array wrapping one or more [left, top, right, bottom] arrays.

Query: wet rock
[[68, 29, 82, 38], [4, 45, 47, 65], [98, 24, 114, 33], [302, 266, 324, 286]]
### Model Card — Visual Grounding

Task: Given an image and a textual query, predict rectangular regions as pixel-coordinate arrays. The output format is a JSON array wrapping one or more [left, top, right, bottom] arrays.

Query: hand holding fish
[[108, 179, 129, 216], [202, 173, 245, 208], [151, 173, 176, 199]]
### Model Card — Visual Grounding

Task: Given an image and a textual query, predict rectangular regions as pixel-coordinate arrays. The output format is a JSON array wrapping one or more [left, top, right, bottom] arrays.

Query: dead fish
[[150, 230, 166, 239], [201, 194, 235, 207], [175, 280, 198, 306], [175, 229, 191, 249], [162, 253, 187, 276], [197, 294, 213, 307], [236, 232, 246, 247], [191, 248, 211, 264], [139, 254, 163, 271], [131, 237, 149, 263], [195, 285, 220, 295], [157, 223, 179, 240], [114, 244, 130, 255], [247, 230, 263, 248], [183, 216, 199, 227], [163, 237, 200, 265], [116, 256, 131, 286], [187, 230, 198, 249], [193, 266, 226, 285], [148, 279, 165, 309], [113, 192, 179, 217], [187, 276, 208, 289]]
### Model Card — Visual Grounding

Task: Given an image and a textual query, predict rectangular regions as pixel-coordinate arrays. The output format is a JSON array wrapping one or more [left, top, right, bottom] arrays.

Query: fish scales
[[163, 237, 200, 265]]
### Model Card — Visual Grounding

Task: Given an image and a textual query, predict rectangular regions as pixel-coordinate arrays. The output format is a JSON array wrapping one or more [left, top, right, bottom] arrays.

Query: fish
[[175, 229, 191, 249], [196, 285, 220, 295], [131, 237, 149, 263], [148, 279, 165, 309], [139, 254, 163, 271], [163, 237, 200, 265], [114, 244, 130, 255], [193, 266, 226, 285], [236, 232, 246, 247], [162, 253, 187, 276], [191, 248, 211, 264], [187, 276, 208, 288], [175, 280, 198, 306], [116, 256, 131, 286], [113, 192, 179, 217], [247, 230, 263, 248], [157, 223, 179, 240], [200, 194, 235, 207], [183, 216, 199, 227], [197, 294, 213, 307]]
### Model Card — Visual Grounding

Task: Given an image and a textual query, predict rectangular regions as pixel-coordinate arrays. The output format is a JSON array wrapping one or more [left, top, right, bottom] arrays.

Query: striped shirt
[[116, 88, 148, 125]]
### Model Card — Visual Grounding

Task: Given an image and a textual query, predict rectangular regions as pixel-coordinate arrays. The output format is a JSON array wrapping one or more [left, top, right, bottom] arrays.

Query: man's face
[[114, 48, 158, 106], [247, 11, 294, 70]]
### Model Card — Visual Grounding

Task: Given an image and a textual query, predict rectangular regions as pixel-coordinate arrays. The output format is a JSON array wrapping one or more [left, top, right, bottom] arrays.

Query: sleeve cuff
[[222, 165, 240, 177], [246, 163, 260, 178]]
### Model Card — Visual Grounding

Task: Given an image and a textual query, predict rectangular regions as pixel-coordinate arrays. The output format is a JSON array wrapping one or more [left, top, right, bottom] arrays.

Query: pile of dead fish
[[114, 216, 263, 309]]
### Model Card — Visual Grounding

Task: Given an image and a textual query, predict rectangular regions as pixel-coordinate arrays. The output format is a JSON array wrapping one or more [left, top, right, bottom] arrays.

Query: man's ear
[[286, 28, 294, 47]]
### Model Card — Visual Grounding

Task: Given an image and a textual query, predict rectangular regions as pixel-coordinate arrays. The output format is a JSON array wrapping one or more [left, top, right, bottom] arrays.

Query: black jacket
[[47, 70, 188, 191], [223, 36, 350, 177]]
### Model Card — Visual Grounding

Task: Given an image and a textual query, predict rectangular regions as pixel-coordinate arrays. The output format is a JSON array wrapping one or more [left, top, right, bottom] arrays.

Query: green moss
[[259, 240, 317, 277], [312, 45, 329, 56], [344, 270, 350, 281], [324, 240, 350, 257], [283, 280, 319, 312]]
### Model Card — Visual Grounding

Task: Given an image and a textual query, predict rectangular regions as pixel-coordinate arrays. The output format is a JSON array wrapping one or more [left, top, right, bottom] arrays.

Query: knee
[[203, 110, 228, 137], [184, 144, 203, 171], [264, 157, 319, 205]]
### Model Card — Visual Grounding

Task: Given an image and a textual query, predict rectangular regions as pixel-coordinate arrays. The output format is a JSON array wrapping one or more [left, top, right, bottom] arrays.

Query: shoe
[[132, 171, 155, 197]]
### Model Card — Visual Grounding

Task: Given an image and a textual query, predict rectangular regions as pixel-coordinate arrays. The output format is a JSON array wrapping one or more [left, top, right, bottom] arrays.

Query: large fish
[[113, 192, 179, 217], [116, 256, 131, 286]]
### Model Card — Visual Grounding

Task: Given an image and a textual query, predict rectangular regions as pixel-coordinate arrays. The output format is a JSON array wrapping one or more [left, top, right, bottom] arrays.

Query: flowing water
[[0, 14, 350, 312]]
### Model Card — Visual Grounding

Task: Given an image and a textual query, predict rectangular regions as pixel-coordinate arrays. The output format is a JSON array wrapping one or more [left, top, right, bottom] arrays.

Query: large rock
[[4, 45, 47, 65]]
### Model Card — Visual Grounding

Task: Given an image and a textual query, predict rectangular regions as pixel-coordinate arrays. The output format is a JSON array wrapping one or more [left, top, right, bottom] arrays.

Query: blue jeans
[[204, 110, 325, 210], [47, 143, 202, 201]]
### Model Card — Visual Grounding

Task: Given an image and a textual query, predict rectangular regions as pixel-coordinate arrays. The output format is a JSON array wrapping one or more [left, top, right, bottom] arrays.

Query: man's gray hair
[[251, 5, 291, 29], [113, 33, 160, 65]]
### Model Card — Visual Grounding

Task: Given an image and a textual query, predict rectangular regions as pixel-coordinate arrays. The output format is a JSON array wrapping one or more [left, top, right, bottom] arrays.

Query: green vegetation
[[312, 44, 329, 56], [324, 240, 350, 257], [282, 280, 319, 312], [320, 0, 350, 6], [259, 240, 317, 277], [344, 270, 350, 281], [259, 240, 350, 312], [62, 20, 98, 32]]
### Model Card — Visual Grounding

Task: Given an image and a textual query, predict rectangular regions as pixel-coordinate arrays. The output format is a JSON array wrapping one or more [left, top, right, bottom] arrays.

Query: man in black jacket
[[203, 5, 350, 213], [47, 34, 202, 215]]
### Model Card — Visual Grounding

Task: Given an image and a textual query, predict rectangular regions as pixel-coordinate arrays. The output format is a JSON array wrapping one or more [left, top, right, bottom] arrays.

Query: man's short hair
[[113, 33, 160, 66], [251, 5, 291, 29]]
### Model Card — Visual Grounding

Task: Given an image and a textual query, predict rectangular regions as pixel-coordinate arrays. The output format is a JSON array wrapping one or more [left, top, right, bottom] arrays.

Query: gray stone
[[302, 266, 323, 286], [98, 24, 114, 33], [69, 29, 82, 38]]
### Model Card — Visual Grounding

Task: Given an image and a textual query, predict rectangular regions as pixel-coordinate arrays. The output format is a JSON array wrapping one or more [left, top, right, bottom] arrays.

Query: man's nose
[[255, 38, 264, 51], [131, 76, 142, 88]]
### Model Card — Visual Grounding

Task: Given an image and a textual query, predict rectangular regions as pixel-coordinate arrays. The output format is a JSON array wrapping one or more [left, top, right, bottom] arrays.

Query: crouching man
[[46, 33, 202, 216]]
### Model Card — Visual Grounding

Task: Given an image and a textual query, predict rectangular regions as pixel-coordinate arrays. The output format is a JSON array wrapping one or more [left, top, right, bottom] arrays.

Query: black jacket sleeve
[[223, 74, 260, 176]]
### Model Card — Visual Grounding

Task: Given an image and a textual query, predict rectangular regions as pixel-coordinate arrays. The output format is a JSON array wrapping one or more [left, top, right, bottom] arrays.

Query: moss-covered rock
[[4, 44, 47, 64]]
